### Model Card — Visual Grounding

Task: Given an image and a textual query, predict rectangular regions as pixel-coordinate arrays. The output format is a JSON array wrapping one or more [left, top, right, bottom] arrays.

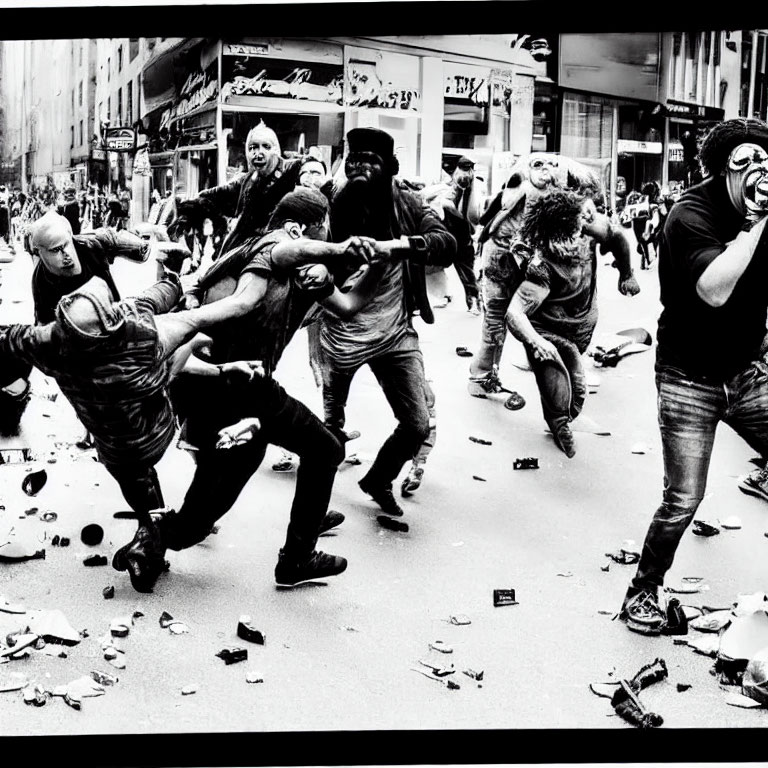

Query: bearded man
[[320, 127, 456, 520], [170, 121, 301, 257], [620, 118, 768, 636]]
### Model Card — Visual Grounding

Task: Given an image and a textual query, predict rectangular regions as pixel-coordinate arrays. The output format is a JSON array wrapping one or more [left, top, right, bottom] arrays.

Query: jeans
[[412, 380, 436, 467], [322, 330, 430, 487], [524, 331, 587, 432], [167, 375, 343, 558], [632, 361, 768, 590], [454, 246, 479, 302]]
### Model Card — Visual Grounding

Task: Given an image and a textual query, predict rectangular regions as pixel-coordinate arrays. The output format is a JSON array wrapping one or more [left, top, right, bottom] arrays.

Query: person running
[[320, 127, 456, 520], [620, 118, 768, 635]]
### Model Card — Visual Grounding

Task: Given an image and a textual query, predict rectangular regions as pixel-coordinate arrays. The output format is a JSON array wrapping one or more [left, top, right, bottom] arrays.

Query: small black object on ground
[[103, 586, 115, 600], [377, 515, 409, 533], [469, 436, 492, 445], [513, 457, 539, 470], [237, 616, 266, 645], [81, 523, 104, 546], [493, 589, 518, 607], [455, 346, 473, 358], [83, 554, 108, 567], [216, 647, 248, 665]]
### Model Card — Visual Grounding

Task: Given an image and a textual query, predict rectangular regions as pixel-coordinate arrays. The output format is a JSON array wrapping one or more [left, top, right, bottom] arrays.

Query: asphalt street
[[1, 233, 768, 747]]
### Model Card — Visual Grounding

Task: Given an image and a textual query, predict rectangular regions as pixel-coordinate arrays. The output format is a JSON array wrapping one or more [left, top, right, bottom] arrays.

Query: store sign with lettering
[[668, 143, 684, 163], [444, 63, 489, 105], [223, 43, 270, 57], [104, 127, 136, 152], [221, 67, 343, 103], [160, 69, 218, 131], [617, 139, 662, 155], [345, 62, 419, 110]]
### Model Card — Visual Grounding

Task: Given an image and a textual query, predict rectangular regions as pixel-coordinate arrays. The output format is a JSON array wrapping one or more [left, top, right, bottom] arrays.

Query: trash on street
[[742, 647, 768, 705], [418, 659, 454, 676], [690, 611, 733, 633], [216, 647, 248, 665], [721, 516, 743, 530], [237, 616, 266, 645], [109, 617, 131, 638], [455, 346, 473, 357], [245, 671, 264, 684], [168, 622, 189, 635], [472, 475, 486, 482], [90, 670, 118, 686], [66, 676, 105, 700], [40, 511, 57, 523], [718, 611, 768, 664], [26, 609, 81, 645], [159, 611, 175, 628], [83, 554, 108, 567], [103, 586, 115, 600], [725, 691, 764, 708], [429, 640, 453, 654], [21, 469, 47, 496], [493, 589, 517, 607], [181, 684, 197, 695], [513, 457, 539, 470], [80, 524, 104, 546], [469, 436, 492, 445], [0, 596, 25, 614], [449, 614, 471, 625], [692, 520, 720, 537], [377, 515, 408, 532], [22, 684, 49, 707], [733, 592, 768, 617]]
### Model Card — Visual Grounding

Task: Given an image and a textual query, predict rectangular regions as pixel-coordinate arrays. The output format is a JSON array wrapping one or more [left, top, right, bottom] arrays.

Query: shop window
[[118, 46, 123, 72], [78, 81, 83, 107], [117, 87, 123, 125], [561, 96, 613, 161], [70, 126, 74, 149], [127, 84, 133, 125], [129, 38, 139, 62], [79, 120, 83, 147], [107, 57, 111, 82]]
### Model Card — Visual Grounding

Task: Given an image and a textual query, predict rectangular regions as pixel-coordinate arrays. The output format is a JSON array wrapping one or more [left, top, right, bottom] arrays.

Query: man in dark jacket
[[57, 183, 82, 235], [170, 121, 301, 256], [320, 127, 456, 519]]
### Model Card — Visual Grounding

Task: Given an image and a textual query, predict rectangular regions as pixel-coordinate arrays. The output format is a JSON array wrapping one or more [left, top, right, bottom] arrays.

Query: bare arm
[[320, 262, 388, 318], [697, 217, 768, 307], [271, 236, 374, 269], [185, 272, 268, 324], [505, 280, 559, 362]]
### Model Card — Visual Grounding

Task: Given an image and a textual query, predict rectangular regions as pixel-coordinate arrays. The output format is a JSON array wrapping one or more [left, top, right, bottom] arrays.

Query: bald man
[[169, 121, 302, 257]]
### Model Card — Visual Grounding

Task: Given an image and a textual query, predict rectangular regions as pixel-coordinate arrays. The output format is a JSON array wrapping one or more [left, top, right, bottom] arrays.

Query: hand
[[216, 417, 261, 449], [529, 336, 559, 362], [339, 236, 376, 263], [619, 273, 641, 297], [179, 292, 201, 310], [153, 241, 191, 274], [295, 263, 332, 291], [220, 360, 265, 380]]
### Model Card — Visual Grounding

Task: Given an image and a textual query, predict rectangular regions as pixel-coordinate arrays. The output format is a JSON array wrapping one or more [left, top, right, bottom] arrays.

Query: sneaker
[[738, 467, 768, 503], [467, 370, 503, 398], [272, 451, 297, 473], [620, 588, 666, 636], [466, 297, 481, 315], [400, 465, 424, 497], [112, 523, 167, 593], [318, 510, 345, 535], [553, 424, 576, 458], [359, 478, 405, 517], [274, 549, 347, 586]]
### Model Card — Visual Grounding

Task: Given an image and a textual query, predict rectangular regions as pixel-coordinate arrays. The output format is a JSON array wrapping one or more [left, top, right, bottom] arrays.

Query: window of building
[[71, 89, 75, 114], [136, 76, 141, 116], [107, 96, 111, 123], [129, 38, 139, 61], [118, 46, 123, 72], [127, 83, 133, 125], [78, 81, 83, 107], [70, 126, 74, 148], [107, 57, 111, 81], [117, 87, 123, 124], [79, 41, 83, 66], [79, 120, 83, 147]]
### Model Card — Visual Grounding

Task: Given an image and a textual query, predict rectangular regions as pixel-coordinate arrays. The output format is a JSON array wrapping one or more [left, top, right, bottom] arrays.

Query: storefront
[[140, 36, 544, 198]]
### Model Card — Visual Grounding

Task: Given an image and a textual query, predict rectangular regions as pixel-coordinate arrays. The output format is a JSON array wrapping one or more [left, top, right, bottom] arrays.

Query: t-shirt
[[57, 199, 81, 235], [320, 260, 408, 369], [516, 236, 598, 354], [32, 233, 120, 324], [656, 177, 768, 380], [201, 229, 317, 376]]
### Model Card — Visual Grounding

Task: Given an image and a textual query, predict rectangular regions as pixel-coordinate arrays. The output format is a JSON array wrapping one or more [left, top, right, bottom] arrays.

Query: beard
[[331, 176, 393, 242]]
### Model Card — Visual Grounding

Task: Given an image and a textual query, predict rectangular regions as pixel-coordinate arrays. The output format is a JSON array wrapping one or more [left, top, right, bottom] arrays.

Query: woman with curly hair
[[505, 189, 636, 457]]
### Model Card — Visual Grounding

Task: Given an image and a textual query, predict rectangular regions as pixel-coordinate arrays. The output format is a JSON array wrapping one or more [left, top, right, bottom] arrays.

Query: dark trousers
[[632, 361, 768, 590], [454, 245, 479, 302], [322, 330, 431, 488], [524, 331, 587, 433], [167, 376, 344, 558], [105, 462, 165, 528]]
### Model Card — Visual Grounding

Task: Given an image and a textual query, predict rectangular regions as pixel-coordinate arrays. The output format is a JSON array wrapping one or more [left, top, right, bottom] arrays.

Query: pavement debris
[[90, 670, 118, 686], [630, 443, 649, 454], [245, 671, 264, 684], [168, 622, 189, 635], [103, 586, 115, 600], [22, 684, 49, 707], [493, 589, 518, 607], [462, 668, 484, 681], [719, 611, 768, 665], [607, 658, 667, 729], [411, 667, 461, 689], [513, 457, 539, 470], [181, 685, 197, 695], [684, 634, 720, 657], [80, 524, 104, 546], [469, 436, 492, 445], [109, 617, 132, 638], [26, 609, 81, 645], [733, 592, 768, 617], [159, 611, 175, 628], [455, 346, 473, 357], [0, 596, 26, 614], [66, 675, 105, 700], [692, 520, 720, 537], [21, 469, 47, 497], [59, 537, 70, 547], [742, 648, 768, 706], [40, 511, 57, 523], [0, 531, 46, 562], [690, 610, 732, 633], [0, 673, 28, 692], [24, 507, 38, 516], [676, 683, 692, 692], [666, 581, 710, 595], [720, 515, 743, 530], [83, 555, 108, 567], [237, 616, 266, 645], [472, 475, 486, 482], [216, 646, 248, 665], [449, 614, 471, 626], [724, 691, 764, 708], [429, 640, 453, 654]]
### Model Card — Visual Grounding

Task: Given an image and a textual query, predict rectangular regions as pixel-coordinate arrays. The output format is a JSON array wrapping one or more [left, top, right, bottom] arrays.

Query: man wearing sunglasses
[[620, 118, 768, 636]]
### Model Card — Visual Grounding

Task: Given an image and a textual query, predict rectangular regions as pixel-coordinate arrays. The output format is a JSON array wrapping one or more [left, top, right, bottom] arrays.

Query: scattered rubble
[[692, 520, 720, 537], [26, 609, 81, 646], [181, 685, 197, 695], [216, 647, 248, 665], [377, 515, 408, 533], [83, 555, 108, 567], [102, 586, 115, 600], [80, 524, 104, 546], [513, 457, 539, 470], [493, 589, 517, 607], [429, 640, 453, 654], [468, 436, 492, 446], [721, 516, 743, 530], [21, 469, 48, 496], [237, 616, 265, 645], [449, 614, 471, 626], [245, 671, 264, 684]]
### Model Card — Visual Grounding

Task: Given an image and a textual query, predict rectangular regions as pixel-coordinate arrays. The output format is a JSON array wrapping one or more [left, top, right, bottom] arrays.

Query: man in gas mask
[[620, 118, 768, 636]]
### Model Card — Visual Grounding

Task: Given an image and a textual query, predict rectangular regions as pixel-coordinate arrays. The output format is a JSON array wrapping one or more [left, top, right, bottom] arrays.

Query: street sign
[[104, 126, 136, 153]]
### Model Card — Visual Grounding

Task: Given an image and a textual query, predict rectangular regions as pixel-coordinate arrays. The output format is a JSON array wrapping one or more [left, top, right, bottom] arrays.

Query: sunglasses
[[727, 143, 768, 172], [530, 157, 559, 170]]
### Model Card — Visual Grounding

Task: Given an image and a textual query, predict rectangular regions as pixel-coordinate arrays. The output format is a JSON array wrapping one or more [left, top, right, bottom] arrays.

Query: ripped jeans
[[632, 360, 768, 590]]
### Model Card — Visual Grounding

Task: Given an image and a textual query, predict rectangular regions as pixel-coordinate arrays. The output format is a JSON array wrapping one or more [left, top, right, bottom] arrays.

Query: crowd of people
[[2, 116, 767, 641]]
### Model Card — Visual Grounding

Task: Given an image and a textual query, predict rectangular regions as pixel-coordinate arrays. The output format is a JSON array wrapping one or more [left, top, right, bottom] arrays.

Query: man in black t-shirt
[[620, 118, 768, 636]]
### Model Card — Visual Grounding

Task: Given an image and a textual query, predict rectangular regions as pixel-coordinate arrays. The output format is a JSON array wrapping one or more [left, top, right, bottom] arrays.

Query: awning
[[651, 101, 725, 121], [141, 38, 205, 119]]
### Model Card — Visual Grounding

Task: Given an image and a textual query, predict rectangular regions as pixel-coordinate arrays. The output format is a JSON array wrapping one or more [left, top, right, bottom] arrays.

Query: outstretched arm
[[271, 235, 375, 269]]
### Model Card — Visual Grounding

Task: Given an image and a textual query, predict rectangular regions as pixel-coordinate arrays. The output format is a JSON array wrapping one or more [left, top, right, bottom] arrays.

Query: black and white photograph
[[1, 0, 768, 760]]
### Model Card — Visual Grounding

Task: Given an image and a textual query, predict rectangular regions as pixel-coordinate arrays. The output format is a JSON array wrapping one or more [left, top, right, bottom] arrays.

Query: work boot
[[619, 586, 666, 636], [274, 548, 347, 586], [738, 467, 768, 503], [359, 477, 405, 517], [112, 520, 167, 593], [552, 423, 576, 458], [318, 510, 345, 535], [400, 464, 424, 497]]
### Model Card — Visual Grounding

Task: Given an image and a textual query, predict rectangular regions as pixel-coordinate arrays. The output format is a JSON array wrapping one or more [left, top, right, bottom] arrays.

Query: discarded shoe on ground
[[21, 469, 47, 497]]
